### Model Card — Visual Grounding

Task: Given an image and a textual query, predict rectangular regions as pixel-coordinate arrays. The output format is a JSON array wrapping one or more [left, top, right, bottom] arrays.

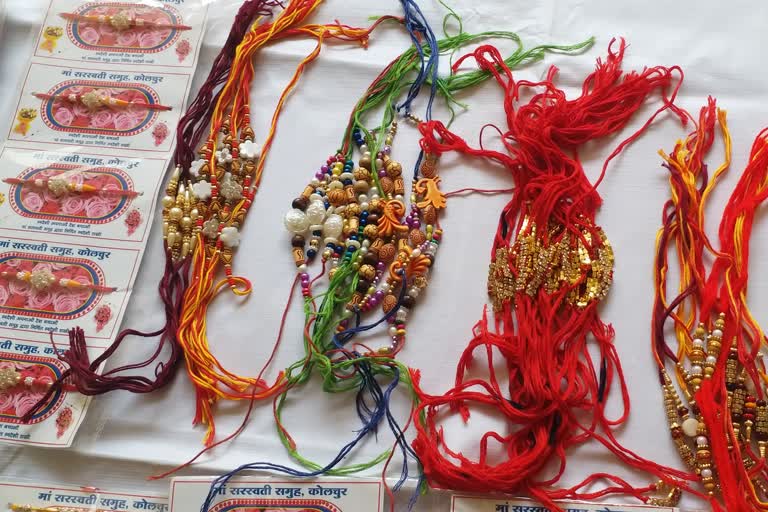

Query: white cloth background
[[2, 1, 767, 510]]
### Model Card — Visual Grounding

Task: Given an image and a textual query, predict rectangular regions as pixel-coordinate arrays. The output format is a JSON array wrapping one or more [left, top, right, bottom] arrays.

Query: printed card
[[0, 146, 168, 244], [0, 480, 168, 510], [35, 0, 208, 69], [0, 337, 93, 447], [451, 496, 677, 512], [7, 62, 190, 154], [170, 477, 385, 512], [0, 235, 141, 346]]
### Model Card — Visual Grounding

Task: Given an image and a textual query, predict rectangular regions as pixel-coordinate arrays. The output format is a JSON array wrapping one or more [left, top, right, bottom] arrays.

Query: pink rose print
[[56, 407, 73, 438], [23, 192, 44, 212], [52, 292, 83, 313], [27, 290, 54, 310], [175, 39, 191, 62], [79, 25, 101, 45], [90, 110, 114, 129], [0, 285, 9, 306], [15, 392, 45, 417], [61, 196, 85, 215], [125, 209, 142, 236], [72, 102, 90, 118], [116, 29, 138, 46], [53, 107, 74, 126], [84, 196, 114, 218], [152, 121, 169, 146], [94, 304, 112, 332], [137, 30, 163, 49], [31, 262, 54, 274], [8, 279, 31, 297], [113, 113, 136, 131]]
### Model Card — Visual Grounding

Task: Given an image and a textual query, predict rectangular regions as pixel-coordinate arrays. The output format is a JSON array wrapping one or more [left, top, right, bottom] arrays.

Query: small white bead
[[358, 194, 368, 203], [360, 144, 368, 152], [705, 356, 717, 365], [363, 151, 371, 158], [388, 326, 397, 336], [297, 264, 308, 273], [360, 202, 369, 210], [360, 247, 368, 255], [712, 328, 723, 338], [690, 365, 703, 375], [309, 193, 323, 203], [395, 194, 404, 202], [380, 283, 390, 293], [408, 286, 420, 298], [370, 193, 380, 200], [411, 248, 421, 258], [692, 339, 704, 349], [310, 179, 320, 187], [701, 468, 713, 479], [362, 240, 370, 248], [696, 435, 708, 446]]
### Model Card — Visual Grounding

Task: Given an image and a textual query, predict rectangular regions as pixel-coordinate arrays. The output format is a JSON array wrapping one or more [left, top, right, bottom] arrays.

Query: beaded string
[[407, 40, 711, 509], [174, 0, 384, 446], [193, 26, 594, 512], [652, 99, 768, 510], [22, 0, 280, 422]]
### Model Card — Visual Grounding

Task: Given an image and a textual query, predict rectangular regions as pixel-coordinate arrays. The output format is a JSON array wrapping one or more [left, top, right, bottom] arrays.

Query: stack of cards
[[0, 0, 208, 447]]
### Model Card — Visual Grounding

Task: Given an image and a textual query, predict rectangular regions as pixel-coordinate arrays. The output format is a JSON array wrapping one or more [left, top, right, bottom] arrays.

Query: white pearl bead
[[696, 435, 708, 446], [712, 329, 723, 338], [706, 356, 717, 365], [701, 468, 713, 479], [309, 193, 323, 203], [395, 194, 404, 202], [297, 264, 308, 273], [362, 240, 370, 248], [692, 339, 704, 349], [690, 365, 703, 375], [329, 181, 343, 189], [370, 193, 380, 200], [360, 247, 368, 255], [358, 194, 368, 203], [681, 417, 699, 437], [284, 208, 309, 233], [411, 248, 421, 258], [323, 214, 344, 239], [360, 144, 368, 152], [388, 326, 397, 336], [380, 283, 389, 293], [363, 151, 371, 158], [408, 286, 420, 298], [360, 202, 369, 210], [306, 201, 326, 225]]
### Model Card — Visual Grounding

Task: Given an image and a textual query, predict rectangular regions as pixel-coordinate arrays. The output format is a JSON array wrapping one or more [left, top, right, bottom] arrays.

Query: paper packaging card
[[0, 337, 93, 447], [451, 496, 677, 512], [0, 146, 168, 244], [171, 477, 385, 512], [35, 0, 208, 69], [7, 62, 191, 154], [0, 481, 168, 510], [0, 234, 141, 346]]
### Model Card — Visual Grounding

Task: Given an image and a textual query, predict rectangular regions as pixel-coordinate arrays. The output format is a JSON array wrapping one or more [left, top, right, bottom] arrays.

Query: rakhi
[[174, 0, 384, 446], [59, 11, 192, 31], [0, 366, 70, 392], [652, 100, 768, 510], [32, 91, 172, 112], [195, 17, 594, 512], [3, 175, 140, 198], [1, 266, 115, 294], [22, 0, 282, 422], [408, 40, 705, 509]]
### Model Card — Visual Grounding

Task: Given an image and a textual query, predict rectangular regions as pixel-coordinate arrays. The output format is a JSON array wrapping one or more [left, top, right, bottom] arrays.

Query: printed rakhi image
[[36, 0, 207, 68], [0, 339, 91, 447], [8, 63, 190, 152]]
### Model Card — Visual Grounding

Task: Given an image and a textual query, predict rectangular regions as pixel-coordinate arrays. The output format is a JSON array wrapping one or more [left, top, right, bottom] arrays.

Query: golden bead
[[180, 216, 193, 230], [353, 167, 371, 181], [359, 264, 376, 281], [363, 225, 378, 238], [169, 207, 183, 221], [162, 195, 174, 208], [386, 160, 402, 178]]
